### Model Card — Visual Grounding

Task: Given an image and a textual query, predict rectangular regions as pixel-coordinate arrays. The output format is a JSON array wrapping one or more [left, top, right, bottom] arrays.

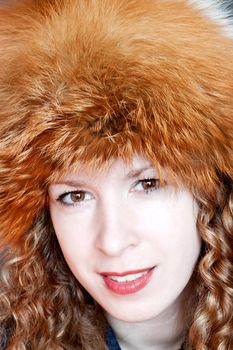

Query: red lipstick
[[101, 267, 155, 295]]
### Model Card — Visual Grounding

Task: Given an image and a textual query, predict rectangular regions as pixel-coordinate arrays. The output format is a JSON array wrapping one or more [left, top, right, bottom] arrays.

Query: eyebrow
[[126, 166, 153, 178], [53, 166, 154, 187]]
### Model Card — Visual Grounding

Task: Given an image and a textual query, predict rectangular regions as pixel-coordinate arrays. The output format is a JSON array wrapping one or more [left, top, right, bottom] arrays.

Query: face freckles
[[48, 155, 201, 322]]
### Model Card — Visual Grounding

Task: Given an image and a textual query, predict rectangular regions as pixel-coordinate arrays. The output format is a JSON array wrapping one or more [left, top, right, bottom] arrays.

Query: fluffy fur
[[187, 0, 233, 38], [0, 0, 232, 349]]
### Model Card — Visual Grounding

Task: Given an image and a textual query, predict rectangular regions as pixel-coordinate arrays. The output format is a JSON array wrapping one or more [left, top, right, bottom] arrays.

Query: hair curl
[[189, 175, 233, 349]]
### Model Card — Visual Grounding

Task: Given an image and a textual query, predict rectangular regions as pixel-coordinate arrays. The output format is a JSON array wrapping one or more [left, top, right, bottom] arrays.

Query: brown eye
[[70, 191, 86, 202], [141, 179, 160, 191], [58, 190, 92, 206], [134, 178, 162, 194]]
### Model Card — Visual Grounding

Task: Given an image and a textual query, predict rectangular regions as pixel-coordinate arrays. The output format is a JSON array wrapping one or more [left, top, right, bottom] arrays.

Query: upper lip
[[100, 266, 155, 276]]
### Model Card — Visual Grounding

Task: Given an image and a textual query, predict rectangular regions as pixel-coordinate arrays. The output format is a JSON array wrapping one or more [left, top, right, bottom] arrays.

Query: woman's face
[[48, 155, 201, 322]]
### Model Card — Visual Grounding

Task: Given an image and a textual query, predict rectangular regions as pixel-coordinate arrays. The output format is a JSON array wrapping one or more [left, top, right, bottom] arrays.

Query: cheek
[[157, 197, 201, 279], [49, 208, 92, 268], [135, 191, 201, 263]]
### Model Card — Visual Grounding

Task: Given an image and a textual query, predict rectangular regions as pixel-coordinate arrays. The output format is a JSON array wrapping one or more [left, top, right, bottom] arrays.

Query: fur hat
[[0, 0, 232, 246]]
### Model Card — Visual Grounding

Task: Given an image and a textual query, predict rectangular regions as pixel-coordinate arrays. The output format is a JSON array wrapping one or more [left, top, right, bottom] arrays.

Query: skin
[[48, 155, 201, 350]]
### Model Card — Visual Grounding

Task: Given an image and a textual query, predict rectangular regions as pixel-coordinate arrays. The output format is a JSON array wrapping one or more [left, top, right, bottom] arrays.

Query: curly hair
[[0, 0, 232, 349], [190, 175, 233, 349]]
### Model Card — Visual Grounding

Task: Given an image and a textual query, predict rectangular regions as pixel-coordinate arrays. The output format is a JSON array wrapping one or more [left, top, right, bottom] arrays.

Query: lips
[[101, 267, 155, 295]]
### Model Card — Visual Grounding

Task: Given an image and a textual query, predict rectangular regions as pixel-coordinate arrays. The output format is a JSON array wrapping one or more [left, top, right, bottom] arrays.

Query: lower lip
[[102, 268, 155, 295]]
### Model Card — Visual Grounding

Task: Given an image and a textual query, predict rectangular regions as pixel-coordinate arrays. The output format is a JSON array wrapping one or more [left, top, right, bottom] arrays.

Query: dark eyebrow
[[126, 166, 153, 178]]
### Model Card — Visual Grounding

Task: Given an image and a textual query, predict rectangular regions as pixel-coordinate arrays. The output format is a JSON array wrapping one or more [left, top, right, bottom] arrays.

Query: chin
[[105, 302, 164, 323]]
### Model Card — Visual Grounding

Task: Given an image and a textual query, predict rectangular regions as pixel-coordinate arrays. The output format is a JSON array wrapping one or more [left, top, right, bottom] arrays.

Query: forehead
[[50, 154, 154, 181], [48, 154, 179, 190]]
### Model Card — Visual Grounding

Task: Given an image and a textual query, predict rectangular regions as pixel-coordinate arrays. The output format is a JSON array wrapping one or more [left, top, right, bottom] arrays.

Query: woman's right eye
[[57, 191, 92, 206]]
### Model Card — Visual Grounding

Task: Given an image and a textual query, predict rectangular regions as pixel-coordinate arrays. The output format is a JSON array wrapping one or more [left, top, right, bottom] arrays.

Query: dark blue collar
[[106, 326, 121, 350]]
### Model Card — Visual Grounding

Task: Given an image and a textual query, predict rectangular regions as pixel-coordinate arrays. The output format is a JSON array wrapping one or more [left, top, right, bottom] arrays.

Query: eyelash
[[56, 178, 162, 207]]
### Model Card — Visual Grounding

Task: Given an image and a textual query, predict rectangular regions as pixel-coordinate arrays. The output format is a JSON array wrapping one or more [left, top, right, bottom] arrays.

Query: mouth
[[100, 266, 155, 295]]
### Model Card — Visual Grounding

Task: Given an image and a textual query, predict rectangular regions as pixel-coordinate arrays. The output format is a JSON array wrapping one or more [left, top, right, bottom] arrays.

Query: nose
[[95, 199, 139, 256]]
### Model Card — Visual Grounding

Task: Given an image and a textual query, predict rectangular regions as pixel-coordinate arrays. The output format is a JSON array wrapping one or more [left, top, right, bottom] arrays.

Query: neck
[[106, 295, 187, 350]]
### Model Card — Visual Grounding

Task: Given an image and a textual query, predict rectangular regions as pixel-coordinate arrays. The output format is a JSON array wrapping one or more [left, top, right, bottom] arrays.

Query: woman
[[0, 0, 232, 349]]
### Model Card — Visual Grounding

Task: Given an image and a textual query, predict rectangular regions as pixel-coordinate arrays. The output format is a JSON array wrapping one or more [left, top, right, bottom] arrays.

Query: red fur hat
[[0, 0, 232, 246]]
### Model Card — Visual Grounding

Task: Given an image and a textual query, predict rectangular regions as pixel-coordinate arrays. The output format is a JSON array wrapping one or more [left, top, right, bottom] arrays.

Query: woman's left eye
[[134, 178, 161, 193]]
